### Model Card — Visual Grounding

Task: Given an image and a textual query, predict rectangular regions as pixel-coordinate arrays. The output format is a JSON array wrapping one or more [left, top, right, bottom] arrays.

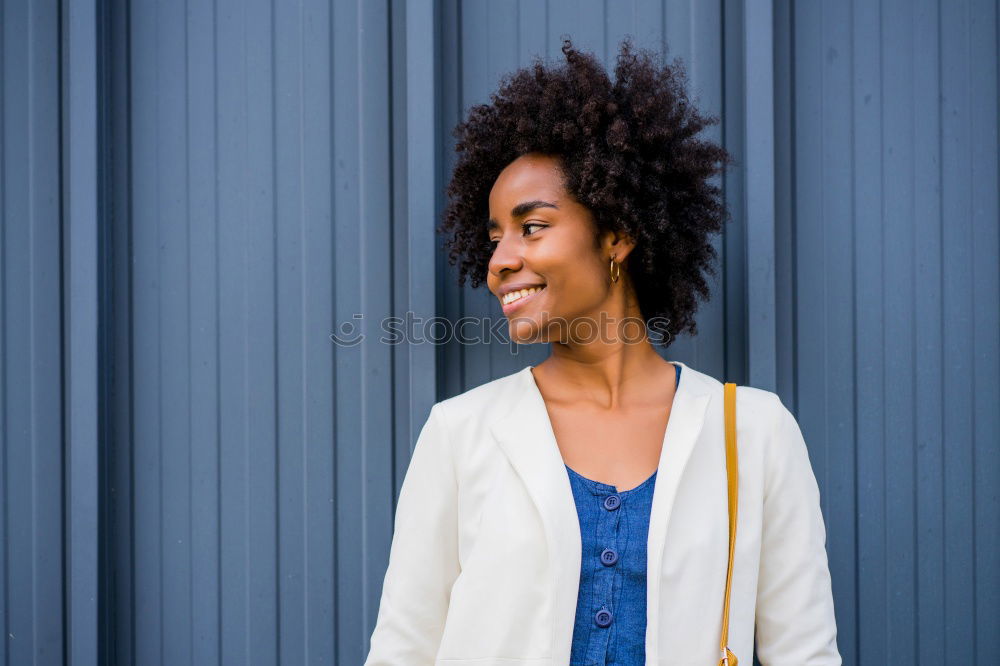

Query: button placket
[[606, 494, 628, 665], [565, 462, 660, 666], [585, 483, 620, 663]]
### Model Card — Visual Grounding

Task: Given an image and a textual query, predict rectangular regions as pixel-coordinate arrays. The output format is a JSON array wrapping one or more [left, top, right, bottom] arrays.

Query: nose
[[488, 234, 523, 277]]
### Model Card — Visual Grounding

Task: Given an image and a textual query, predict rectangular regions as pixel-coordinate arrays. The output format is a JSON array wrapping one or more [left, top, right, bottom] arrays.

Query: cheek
[[524, 232, 608, 309], [545, 267, 608, 314], [532, 236, 601, 281]]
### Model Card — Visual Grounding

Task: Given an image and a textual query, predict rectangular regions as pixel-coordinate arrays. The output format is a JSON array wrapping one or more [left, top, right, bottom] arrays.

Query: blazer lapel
[[644, 361, 712, 663], [487, 362, 713, 665], [488, 366, 581, 665]]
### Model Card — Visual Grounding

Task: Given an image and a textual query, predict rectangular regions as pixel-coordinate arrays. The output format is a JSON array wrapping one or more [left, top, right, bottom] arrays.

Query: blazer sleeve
[[364, 403, 461, 665], [754, 395, 842, 665]]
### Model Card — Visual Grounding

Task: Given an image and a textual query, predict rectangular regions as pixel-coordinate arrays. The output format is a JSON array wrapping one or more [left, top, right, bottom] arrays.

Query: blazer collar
[[487, 361, 714, 664]]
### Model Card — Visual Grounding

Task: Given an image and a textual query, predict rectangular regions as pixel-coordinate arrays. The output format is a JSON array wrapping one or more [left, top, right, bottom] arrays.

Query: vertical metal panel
[[771, 0, 795, 404], [941, 1, 999, 661], [776, 0, 1000, 662], [63, 0, 101, 662], [742, 0, 776, 390], [339, 1, 392, 663], [720, 0, 747, 383], [107, 0, 135, 661], [965, 1, 1000, 658], [1, 0, 65, 664], [398, 0, 440, 524], [910, 2, 946, 660]]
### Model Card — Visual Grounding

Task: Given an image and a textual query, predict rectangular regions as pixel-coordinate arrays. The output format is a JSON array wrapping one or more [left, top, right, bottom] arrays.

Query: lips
[[501, 285, 546, 315]]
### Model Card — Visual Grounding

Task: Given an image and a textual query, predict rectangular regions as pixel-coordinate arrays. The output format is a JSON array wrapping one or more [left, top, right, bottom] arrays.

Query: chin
[[507, 318, 547, 345]]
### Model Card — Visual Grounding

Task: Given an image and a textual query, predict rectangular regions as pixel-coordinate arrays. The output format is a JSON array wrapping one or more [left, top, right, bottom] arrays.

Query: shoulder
[[678, 362, 810, 480], [675, 362, 788, 432], [430, 365, 530, 429]]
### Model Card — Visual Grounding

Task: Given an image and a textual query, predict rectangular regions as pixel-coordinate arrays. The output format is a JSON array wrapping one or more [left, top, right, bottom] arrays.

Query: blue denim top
[[564, 363, 681, 666]]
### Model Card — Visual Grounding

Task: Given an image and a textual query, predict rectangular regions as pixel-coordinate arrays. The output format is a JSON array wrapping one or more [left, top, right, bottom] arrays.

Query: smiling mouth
[[501, 285, 546, 310]]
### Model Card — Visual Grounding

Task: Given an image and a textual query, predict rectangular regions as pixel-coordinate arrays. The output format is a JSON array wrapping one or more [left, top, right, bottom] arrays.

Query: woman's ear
[[601, 228, 637, 264]]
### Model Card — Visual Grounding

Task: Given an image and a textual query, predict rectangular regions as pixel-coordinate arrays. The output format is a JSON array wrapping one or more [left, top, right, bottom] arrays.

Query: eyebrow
[[487, 200, 559, 231]]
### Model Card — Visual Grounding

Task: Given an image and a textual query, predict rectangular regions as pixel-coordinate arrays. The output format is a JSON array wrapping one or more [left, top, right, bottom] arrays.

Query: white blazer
[[364, 362, 841, 665]]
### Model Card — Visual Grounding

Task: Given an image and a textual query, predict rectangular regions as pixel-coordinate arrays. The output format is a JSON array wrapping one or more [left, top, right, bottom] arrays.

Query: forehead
[[489, 154, 566, 211]]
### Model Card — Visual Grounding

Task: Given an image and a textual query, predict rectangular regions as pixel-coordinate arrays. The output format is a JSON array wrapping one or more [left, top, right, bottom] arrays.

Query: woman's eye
[[488, 222, 546, 249]]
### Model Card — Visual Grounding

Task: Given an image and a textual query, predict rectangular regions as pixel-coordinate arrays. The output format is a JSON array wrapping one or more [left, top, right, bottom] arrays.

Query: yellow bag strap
[[719, 382, 739, 666]]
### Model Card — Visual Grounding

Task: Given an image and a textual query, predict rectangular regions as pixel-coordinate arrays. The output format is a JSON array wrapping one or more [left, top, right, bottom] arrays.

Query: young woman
[[365, 38, 840, 665]]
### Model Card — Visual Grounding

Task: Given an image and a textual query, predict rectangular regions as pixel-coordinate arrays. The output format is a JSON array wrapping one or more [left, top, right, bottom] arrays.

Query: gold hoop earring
[[609, 255, 620, 283]]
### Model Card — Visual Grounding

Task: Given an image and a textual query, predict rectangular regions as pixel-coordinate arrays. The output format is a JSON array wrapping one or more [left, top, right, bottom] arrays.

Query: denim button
[[594, 608, 613, 628], [600, 547, 618, 566], [603, 494, 621, 511]]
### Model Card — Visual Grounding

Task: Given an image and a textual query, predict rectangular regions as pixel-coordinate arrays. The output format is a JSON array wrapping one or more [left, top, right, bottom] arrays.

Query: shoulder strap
[[719, 382, 739, 666]]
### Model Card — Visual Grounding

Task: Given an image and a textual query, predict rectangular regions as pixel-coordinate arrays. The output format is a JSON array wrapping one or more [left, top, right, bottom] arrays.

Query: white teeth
[[502, 286, 544, 305]]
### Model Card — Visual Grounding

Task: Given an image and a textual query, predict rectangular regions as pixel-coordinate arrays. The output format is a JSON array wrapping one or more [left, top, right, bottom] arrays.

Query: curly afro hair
[[437, 37, 735, 344]]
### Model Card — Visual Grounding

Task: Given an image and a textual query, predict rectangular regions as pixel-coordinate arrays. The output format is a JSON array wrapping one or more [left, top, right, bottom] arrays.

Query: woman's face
[[486, 153, 634, 345]]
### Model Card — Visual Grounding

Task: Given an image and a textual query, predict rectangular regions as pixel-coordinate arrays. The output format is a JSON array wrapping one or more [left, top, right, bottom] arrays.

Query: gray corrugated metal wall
[[1, 0, 997, 664], [1, 1, 65, 664], [773, 1, 1000, 662]]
